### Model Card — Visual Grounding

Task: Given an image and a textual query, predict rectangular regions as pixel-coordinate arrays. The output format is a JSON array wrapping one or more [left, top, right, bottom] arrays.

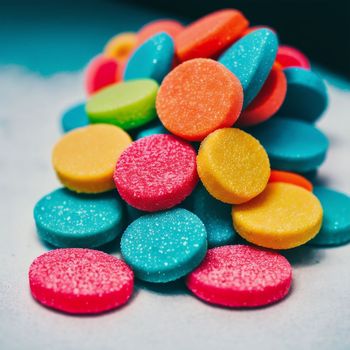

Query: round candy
[[86, 79, 158, 130], [121, 208, 207, 283], [197, 128, 270, 204], [124, 32, 174, 83], [114, 134, 198, 211], [175, 9, 248, 61], [310, 187, 350, 246], [219, 28, 278, 107], [136, 123, 167, 139], [237, 63, 287, 127], [248, 117, 329, 172], [85, 55, 119, 95], [52, 124, 132, 193], [156, 58, 243, 141], [187, 245, 292, 308], [29, 248, 134, 314], [191, 184, 236, 247], [104, 32, 137, 62], [34, 188, 125, 248], [278, 68, 328, 122], [138, 19, 184, 45], [276, 45, 311, 69], [232, 182, 323, 249], [269, 170, 313, 192], [61, 102, 89, 133]]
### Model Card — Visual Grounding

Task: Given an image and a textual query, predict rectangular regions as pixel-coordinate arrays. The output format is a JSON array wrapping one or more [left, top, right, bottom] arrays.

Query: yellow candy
[[232, 182, 323, 249], [52, 124, 132, 193], [197, 128, 270, 204], [104, 32, 137, 62]]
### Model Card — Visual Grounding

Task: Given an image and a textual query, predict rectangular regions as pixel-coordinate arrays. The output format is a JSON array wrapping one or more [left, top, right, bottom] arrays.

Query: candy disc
[[29, 249, 134, 314], [34, 188, 125, 248], [310, 187, 350, 246], [269, 170, 313, 192], [61, 103, 89, 133], [114, 134, 198, 211], [187, 245, 292, 308], [276, 45, 311, 69], [232, 183, 323, 249], [121, 208, 207, 283]]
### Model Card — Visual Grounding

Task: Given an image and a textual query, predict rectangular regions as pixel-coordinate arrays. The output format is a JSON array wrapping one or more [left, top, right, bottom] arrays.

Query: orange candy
[[104, 32, 137, 62], [156, 58, 243, 141], [236, 64, 287, 127], [175, 9, 249, 62], [138, 19, 184, 45], [269, 170, 313, 192]]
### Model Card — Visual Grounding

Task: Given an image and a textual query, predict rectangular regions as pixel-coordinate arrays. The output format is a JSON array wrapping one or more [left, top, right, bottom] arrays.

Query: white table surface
[[1, 65, 350, 350]]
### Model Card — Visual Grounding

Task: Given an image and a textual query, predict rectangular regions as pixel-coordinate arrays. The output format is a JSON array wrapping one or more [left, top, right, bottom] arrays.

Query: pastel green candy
[[34, 188, 125, 248], [86, 79, 159, 130], [121, 208, 207, 283]]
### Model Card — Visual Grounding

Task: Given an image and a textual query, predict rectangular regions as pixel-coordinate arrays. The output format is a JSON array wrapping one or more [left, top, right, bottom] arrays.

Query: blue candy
[[136, 123, 168, 139], [124, 32, 174, 83], [219, 28, 278, 107], [61, 103, 89, 133], [310, 187, 350, 246], [121, 208, 207, 283], [190, 185, 236, 247], [248, 117, 329, 172], [34, 188, 125, 248], [278, 68, 328, 122]]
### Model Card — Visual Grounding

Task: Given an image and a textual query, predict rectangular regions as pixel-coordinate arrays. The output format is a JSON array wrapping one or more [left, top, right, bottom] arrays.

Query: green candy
[[86, 79, 158, 130]]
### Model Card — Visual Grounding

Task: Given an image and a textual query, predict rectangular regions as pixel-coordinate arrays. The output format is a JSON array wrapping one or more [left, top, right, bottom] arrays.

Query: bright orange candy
[[269, 170, 313, 192], [138, 19, 184, 45], [236, 64, 287, 127], [104, 32, 137, 62], [175, 9, 249, 62], [156, 58, 243, 141]]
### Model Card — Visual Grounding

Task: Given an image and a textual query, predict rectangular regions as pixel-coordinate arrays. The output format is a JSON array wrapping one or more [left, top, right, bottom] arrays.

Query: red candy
[[29, 249, 134, 314], [276, 45, 311, 69], [85, 55, 119, 95], [114, 134, 198, 211], [187, 245, 292, 308]]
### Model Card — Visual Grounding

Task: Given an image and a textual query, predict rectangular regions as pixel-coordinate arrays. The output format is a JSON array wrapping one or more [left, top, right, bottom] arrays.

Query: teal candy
[[278, 68, 328, 122], [34, 188, 125, 248], [190, 185, 236, 247], [124, 32, 174, 83], [61, 103, 89, 133], [136, 124, 168, 139], [218, 28, 278, 107], [248, 117, 329, 172], [121, 208, 207, 283], [310, 187, 350, 246]]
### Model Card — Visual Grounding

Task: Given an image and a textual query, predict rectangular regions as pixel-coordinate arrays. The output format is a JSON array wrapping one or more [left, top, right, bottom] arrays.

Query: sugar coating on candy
[[138, 19, 184, 45], [156, 59, 243, 141], [197, 128, 270, 204], [121, 208, 207, 283], [276, 45, 311, 70], [237, 64, 287, 127], [86, 79, 158, 130], [114, 134, 198, 211], [219, 28, 278, 107], [310, 187, 350, 246], [124, 32, 174, 83], [278, 67, 328, 122], [85, 55, 119, 95], [175, 9, 249, 61], [29, 249, 134, 314], [269, 170, 313, 192], [52, 124, 132, 193], [61, 102, 89, 133], [187, 245, 292, 308], [248, 117, 329, 172], [232, 183, 323, 249], [34, 188, 125, 248], [104, 32, 137, 62], [191, 184, 236, 247]]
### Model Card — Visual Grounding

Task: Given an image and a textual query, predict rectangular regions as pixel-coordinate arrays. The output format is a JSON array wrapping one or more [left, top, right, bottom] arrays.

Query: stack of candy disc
[[29, 8, 350, 315]]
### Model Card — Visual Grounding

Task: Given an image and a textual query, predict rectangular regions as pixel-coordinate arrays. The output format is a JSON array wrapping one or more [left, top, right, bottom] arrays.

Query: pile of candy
[[29, 9, 350, 314]]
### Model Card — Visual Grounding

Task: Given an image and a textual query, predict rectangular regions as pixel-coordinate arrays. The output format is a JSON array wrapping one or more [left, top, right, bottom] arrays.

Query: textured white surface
[[0, 66, 350, 350]]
